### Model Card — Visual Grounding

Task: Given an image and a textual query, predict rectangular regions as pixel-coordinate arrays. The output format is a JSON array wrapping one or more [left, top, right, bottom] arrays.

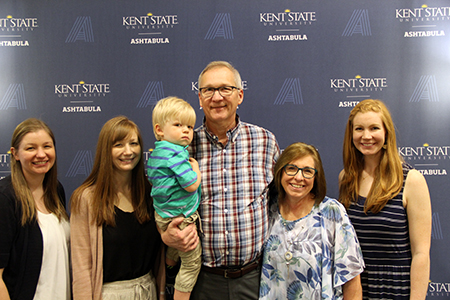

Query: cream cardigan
[[70, 188, 165, 300]]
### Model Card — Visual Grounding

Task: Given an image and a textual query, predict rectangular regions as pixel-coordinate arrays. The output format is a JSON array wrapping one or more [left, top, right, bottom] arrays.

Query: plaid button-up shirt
[[189, 117, 280, 267]]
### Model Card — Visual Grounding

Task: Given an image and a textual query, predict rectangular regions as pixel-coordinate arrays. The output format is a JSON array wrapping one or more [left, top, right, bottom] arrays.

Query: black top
[[0, 176, 66, 300], [102, 197, 161, 283], [347, 164, 412, 299]]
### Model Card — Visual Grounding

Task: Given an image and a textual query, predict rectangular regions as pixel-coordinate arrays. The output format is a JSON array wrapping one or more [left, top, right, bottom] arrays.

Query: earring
[[382, 144, 387, 149]]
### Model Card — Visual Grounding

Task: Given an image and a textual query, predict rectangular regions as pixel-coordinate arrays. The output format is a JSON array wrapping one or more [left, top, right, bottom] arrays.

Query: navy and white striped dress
[[348, 164, 412, 299]]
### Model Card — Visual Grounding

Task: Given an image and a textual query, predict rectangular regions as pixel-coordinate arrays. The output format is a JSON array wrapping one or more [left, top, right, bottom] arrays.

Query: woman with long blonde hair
[[0, 118, 70, 300], [339, 99, 431, 299]]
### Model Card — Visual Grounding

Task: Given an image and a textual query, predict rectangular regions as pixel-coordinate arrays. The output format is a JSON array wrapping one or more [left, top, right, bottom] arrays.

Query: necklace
[[279, 196, 315, 278], [283, 220, 305, 263], [282, 216, 308, 268], [281, 215, 309, 278]]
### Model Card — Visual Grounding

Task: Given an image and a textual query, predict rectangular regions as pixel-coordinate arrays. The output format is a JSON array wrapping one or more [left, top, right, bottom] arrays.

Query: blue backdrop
[[1, 0, 449, 296]]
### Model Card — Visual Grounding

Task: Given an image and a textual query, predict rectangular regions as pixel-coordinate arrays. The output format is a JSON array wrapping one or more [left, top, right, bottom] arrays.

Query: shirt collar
[[155, 140, 188, 150], [202, 115, 241, 145]]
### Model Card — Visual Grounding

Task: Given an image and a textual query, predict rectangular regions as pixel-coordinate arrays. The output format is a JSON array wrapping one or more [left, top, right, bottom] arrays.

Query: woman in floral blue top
[[260, 142, 364, 300]]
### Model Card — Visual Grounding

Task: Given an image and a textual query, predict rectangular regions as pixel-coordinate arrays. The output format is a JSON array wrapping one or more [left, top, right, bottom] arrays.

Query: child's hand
[[189, 158, 199, 171], [187, 157, 201, 189]]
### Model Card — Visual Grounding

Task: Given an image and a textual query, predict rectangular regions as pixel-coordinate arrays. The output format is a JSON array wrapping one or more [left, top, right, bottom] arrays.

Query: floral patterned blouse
[[260, 196, 364, 300]]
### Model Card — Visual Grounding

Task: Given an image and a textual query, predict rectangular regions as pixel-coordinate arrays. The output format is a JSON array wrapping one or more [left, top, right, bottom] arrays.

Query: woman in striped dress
[[339, 99, 431, 299]]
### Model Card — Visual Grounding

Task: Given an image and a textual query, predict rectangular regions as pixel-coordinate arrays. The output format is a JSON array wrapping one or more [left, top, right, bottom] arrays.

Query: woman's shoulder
[[318, 196, 347, 222], [404, 168, 428, 193], [0, 176, 17, 210], [0, 175, 13, 194], [80, 186, 95, 200], [320, 196, 344, 209], [73, 186, 95, 207], [0, 176, 18, 206]]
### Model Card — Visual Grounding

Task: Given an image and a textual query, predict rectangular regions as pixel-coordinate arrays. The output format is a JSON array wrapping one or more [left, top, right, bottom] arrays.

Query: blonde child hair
[[152, 96, 196, 141]]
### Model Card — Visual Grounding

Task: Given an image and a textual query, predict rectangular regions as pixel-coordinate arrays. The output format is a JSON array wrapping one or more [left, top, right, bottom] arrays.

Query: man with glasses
[[182, 61, 280, 299]]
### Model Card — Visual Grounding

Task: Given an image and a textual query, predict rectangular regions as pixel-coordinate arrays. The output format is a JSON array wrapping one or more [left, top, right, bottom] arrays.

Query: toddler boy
[[147, 96, 202, 300]]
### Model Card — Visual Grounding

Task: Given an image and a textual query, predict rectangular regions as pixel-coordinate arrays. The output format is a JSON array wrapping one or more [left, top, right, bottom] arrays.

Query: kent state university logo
[[123, 12, 177, 45], [330, 75, 388, 108], [273, 78, 303, 105], [0, 151, 11, 180], [0, 15, 37, 47], [55, 80, 110, 113], [66, 17, 94, 43], [409, 75, 439, 102], [204, 13, 234, 40], [137, 81, 165, 108], [0, 84, 27, 110], [428, 280, 450, 297], [342, 9, 372, 37], [399, 143, 449, 176], [66, 150, 94, 177], [260, 9, 314, 42], [397, 5, 447, 38], [396, 4, 450, 23]]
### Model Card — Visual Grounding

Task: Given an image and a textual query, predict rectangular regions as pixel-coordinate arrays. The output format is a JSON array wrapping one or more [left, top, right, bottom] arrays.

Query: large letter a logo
[[66, 150, 93, 177], [205, 13, 234, 40], [274, 78, 303, 105], [342, 9, 372, 36], [0, 84, 26, 110], [137, 81, 165, 108], [66, 17, 94, 43], [409, 75, 439, 102]]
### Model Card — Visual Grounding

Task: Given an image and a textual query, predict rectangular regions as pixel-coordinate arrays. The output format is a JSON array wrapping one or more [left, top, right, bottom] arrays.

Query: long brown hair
[[70, 116, 151, 226], [339, 99, 404, 213], [10, 118, 68, 225], [273, 142, 327, 205]]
